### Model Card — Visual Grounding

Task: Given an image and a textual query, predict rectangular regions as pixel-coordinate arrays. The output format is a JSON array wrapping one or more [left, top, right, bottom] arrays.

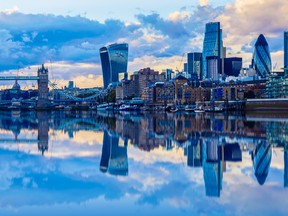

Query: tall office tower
[[284, 32, 288, 76], [202, 22, 222, 80], [251, 34, 272, 78], [99, 43, 129, 89], [222, 46, 226, 76], [187, 52, 202, 80]]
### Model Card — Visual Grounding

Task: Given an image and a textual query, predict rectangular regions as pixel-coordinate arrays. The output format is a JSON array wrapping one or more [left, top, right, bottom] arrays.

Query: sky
[[0, 0, 287, 88]]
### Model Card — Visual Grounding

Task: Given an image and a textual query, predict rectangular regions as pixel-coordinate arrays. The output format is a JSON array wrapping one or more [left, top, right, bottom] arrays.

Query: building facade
[[223, 57, 242, 77], [202, 22, 222, 80], [137, 68, 166, 97], [284, 32, 288, 75], [207, 56, 219, 81], [99, 43, 129, 89], [252, 34, 271, 79], [187, 52, 202, 80]]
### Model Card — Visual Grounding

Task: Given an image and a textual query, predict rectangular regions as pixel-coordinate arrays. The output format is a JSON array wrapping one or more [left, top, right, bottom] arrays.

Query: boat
[[97, 103, 110, 111], [205, 105, 223, 113], [194, 109, 205, 113], [169, 106, 179, 113], [64, 106, 72, 111], [194, 105, 205, 113], [119, 104, 131, 111], [185, 105, 196, 112]]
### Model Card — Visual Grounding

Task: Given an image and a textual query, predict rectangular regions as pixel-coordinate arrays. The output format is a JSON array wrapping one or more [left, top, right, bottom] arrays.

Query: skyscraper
[[222, 57, 242, 77], [252, 34, 272, 78], [99, 43, 128, 89], [202, 22, 222, 80], [187, 52, 202, 80], [284, 32, 288, 69]]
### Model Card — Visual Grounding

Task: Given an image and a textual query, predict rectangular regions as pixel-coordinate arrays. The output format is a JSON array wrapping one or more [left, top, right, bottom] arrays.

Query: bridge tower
[[37, 64, 49, 108]]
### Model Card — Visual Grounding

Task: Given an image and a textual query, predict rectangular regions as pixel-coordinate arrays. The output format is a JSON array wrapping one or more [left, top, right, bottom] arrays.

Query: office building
[[187, 52, 202, 80], [207, 56, 219, 80], [284, 32, 288, 77], [99, 43, 129, 88], [223, 57, 242, 77], [251, 34, 271, 78], [202, 22, 222, 80]]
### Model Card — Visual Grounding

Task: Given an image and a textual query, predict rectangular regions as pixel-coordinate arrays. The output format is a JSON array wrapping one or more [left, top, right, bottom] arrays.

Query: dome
[[12, 80, 21, 90]]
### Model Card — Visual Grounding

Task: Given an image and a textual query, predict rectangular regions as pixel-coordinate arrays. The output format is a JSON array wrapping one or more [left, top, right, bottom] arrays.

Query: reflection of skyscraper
[[252, 34, 272, 78], [108, 137, 128, 176], [202, 139, 222, 197], [99, 43, 129, 88], [100, 131, 111, 172], [100, 131, 128, 176], [285, 149, 288, 187], [252, 141, 272, 185], [187, 136, 202, 167], [202, 22, 222, 80]]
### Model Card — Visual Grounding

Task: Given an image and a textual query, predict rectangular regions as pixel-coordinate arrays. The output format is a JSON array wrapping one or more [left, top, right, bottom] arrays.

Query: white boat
[[185, 105, 196, 112], [119, 104, 131, 111], [194, 109, 205, 113], [169, 107, 179, 113], [97, 103, 110, 111], [195, 105, 205, 113]]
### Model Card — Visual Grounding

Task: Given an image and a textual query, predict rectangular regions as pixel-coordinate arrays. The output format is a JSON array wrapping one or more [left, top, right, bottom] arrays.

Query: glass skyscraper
[[99, 43, 128, 89], [284, 32, 288, 69], [202, 22, 222, 80], [252, 34, 271, 78], [187, 52, 202, 80]]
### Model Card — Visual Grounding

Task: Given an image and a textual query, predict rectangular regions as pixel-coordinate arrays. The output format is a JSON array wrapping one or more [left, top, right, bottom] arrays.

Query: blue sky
[[0, 0, 287, 87]]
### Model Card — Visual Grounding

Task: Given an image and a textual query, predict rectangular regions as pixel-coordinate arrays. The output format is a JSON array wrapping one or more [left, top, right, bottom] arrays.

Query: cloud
[[0, 12, 140, 72], [1, 6, 220, 87], [199, 0, 209, 7], [216, 0, 288, 68], [218, 0, 288, 37]]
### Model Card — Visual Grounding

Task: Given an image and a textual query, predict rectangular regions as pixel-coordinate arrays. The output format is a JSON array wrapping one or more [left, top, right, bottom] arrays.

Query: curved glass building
[[99, 43, 128, 88], [252, 34, 272, 78], [252, 141, 272, 185]]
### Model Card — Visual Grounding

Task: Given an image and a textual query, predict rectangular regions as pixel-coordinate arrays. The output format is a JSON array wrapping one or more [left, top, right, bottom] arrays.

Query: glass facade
[[187, 52, 202, 80], [207, 56, 219, 81], [252, 34, 271, 78], [202, 22, 222, 80], [222, 57, 242, 77], [99, 47, 111, 89], [99, 43, 128, 88], [284, 32, 288, 69]]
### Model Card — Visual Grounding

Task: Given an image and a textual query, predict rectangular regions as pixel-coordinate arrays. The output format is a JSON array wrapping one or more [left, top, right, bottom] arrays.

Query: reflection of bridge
[[53, 118, 103, 131], [0, 139, 37, 143]]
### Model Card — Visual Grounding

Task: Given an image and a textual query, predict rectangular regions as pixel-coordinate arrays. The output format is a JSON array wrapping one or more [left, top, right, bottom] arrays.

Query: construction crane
[[273, 63, 277, 72], [175, 53, 185, 73]]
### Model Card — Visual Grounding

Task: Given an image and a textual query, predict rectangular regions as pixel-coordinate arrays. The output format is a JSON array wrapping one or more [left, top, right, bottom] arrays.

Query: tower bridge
[[0, 64, 102, 107]]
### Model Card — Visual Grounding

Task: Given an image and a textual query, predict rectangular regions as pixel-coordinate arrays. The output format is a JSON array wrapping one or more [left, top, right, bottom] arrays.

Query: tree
[[107, 89, 116, 103]]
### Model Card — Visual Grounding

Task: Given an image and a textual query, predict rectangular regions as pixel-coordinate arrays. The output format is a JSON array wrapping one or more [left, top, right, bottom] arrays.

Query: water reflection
[[97, 112, 288, 194], [0, 110, 287, 215]]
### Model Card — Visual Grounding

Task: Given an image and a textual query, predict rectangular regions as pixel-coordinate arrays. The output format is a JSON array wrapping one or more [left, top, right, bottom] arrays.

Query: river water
[[0, 110, 287, 216]]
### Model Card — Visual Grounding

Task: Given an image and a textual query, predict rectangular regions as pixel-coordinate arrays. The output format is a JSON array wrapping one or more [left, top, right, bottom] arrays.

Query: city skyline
[[0, 0, 287, 88]]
